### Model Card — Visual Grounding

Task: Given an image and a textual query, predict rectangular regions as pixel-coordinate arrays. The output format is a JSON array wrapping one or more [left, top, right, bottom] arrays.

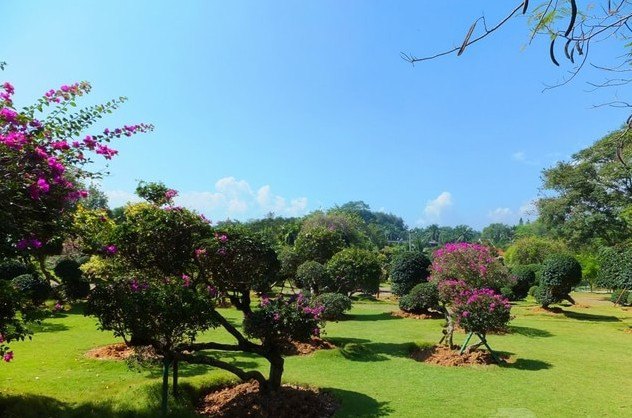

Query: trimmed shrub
[[399, 282, 440, 314], [295, 261, 332, 294], [312, 292, 352, 320], [12, 273, 51, 305], [327, 248, 382, 295], [0, 259, 32, 281], [610, 289, 632, 306], [509, 265, 537, 300], [536, 255, 582, 307], [528, 285, 539, 298], [55, 258, 90, 300], [389, 252, 431, 296]]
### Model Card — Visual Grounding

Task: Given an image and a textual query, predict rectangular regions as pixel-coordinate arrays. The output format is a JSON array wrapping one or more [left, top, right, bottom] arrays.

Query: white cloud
[[417, 191, 453, 225], [511, 151, 539, 166], [107, 177, 309, 220], [488, 207, 513, 222]]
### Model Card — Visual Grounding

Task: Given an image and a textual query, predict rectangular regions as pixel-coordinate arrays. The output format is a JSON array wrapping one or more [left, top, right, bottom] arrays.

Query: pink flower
[[2, 82, 15, 95], [195, 248, 206, 258], [83, 135, 97, 149], [181, 274, 191, 287], [0, 107, 18, 122], [461, 311, 470, 318], [103, 244, 118, 255], [164, 189, 178, 200], [219, 234, 228, 243], [3, 351, 14, 362]]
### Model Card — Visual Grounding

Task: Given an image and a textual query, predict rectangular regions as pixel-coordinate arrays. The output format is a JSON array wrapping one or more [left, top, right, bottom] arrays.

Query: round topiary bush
[[295, 261, 332, 294], [12, 273, 51, 305], [398, 282, 440, 314], [389, 252, 431, 296], [0, 259, 32, 281], [536, 255, 582, 307], [311, 292, 352, 320], [509, 265, 538, 300], [326, 248, 382, 295], [55, 258, 90, 300], [528, 285, 539, 298]]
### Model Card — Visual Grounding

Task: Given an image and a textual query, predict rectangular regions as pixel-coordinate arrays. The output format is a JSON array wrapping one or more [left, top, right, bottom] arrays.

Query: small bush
[[510, 265, 538, 300], [453, 288, 511, 335], [12, 273, 51, 305], [610, 289, 632, 306], [55, 258, 90, 300], [312, 292, 352, 320], [528, 285, 539, 298], [0, 259, 32, 281], [389, 252, 431, 296], [399, 282, 440, 314], [295, 261, 332, 294]]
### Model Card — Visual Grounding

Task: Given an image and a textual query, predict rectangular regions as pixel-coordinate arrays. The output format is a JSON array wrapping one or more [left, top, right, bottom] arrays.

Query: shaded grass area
[[1, 293, 631, 417]]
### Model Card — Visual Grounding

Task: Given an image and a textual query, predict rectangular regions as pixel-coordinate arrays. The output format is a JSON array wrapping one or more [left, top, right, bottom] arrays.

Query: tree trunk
[[161, 358, 170, 416], [172, 360, 179, 398], [266, 353, 284, 392]]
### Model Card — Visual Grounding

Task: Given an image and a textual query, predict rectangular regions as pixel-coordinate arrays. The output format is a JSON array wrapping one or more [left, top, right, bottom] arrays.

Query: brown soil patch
[[624, 328, 632, 334], [531, 306, 564, 315], [85, 343, 159, 360], [410, 345, 509, 367], [575, 304, 591, 309], [282, 338, 336, 356], [197, 381, 338, 418], [391, 310, 443, 320]]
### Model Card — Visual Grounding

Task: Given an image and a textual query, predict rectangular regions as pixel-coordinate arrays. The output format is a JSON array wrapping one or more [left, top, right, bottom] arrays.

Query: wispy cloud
[[106, 176, 310, 220]]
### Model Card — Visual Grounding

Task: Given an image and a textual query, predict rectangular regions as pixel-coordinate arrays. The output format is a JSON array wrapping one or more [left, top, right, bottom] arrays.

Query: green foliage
[[197, 226, 281, 295], [277, 245, 301, 283], [295, 261, 331, 294], [536, 255, 582, 307], [398, 282, 440, 314], [0, 260, 32, 281], [54, 258, 89, 300], [538, 129, 632, 248], [71, 205, 115, 253], [504, 237, 567, 265], [87, 278, 218, 348], [509, 265, 538, 300], [114, 203, 211, 276], [480, 223, 515, 248], [134, 181, 177, 207], [327, 248, 382, 295], [389, 251, 431, 296], [610, 289, 632, 306], [54, 259, 82, 282], [243, 294, 323, 344], [11, 274, 51, 305], [294, 225, 346, 264], [596, 246, 632, 290], [311, 292, 352, 320]]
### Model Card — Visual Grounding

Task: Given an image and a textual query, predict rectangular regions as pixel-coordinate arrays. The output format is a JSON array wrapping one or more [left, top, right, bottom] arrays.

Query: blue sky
[[1, 1, 629, 229]]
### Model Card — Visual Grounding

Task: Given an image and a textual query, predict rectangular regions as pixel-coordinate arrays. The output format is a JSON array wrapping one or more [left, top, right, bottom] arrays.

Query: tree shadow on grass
[[507, 325, 554, 338], [0, 392, 199, 418], [500, 358, 553, 371], [30, 321, 70, 333], [350, 312, 403, 322], [325, 387, 393, 417], [561, 310, 621, 322], [143, 353, 260, 379], [326, 337, 417, 362]]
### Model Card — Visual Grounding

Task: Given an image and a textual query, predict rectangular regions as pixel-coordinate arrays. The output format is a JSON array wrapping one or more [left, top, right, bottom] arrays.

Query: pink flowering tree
[[86, 195, 325, 413], [430, 243, 514, 349], [0, 77, 151, 363]]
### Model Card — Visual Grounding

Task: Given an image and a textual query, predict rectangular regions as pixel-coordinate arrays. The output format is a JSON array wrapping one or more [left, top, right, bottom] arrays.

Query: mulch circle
[[282, 338, 336, 356], [410, 344, 510, 367], [85, 343, 159, 360], [391, 310, 443, 320], [197, 380, 339, 418]]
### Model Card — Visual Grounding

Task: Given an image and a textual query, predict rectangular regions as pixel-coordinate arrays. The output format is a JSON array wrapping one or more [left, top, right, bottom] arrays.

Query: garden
[[3, 2, 632, 416]]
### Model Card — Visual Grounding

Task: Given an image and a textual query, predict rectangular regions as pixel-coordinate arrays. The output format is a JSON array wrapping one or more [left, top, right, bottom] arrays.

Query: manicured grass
[[1, 293, 631, 417]]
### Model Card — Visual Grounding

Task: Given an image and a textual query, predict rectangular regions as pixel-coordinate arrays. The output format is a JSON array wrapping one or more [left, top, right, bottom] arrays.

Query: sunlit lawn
[[1, 292, 631, 417]]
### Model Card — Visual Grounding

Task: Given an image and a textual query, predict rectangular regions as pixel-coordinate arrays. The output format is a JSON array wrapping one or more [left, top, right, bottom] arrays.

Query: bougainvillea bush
[[0, 78, 151, 363], [430, 243, 514, 347]]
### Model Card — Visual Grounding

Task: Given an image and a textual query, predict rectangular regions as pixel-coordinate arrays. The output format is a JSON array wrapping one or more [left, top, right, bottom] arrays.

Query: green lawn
[[1, 292, 631, 417]]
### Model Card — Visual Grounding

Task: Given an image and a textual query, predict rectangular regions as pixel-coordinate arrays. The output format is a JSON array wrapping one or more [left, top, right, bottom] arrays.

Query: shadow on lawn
[[144, 353, 260, 379], [326, 387, 393, 417], [507, 325, 554, 338], [327, 337, 416, 362], [0, 391, 199, 418], [500, 358, 553, 371], [561, 310, 621, 322], [350, 312, 403, 322], [30, 321, 70, 333]]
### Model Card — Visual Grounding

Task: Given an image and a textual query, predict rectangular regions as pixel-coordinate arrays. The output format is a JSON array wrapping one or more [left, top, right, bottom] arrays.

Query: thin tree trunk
[[161, 358, 170, 416], [172, 360, 179, 398]]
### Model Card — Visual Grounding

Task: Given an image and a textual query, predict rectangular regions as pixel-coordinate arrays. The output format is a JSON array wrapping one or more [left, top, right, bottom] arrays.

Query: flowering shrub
[[0, 76, 151, 363], [243, 293, 324, 345], [452, 288, 511, 334], [430, 243, 514, 346], [431, 243, 514, 291]]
